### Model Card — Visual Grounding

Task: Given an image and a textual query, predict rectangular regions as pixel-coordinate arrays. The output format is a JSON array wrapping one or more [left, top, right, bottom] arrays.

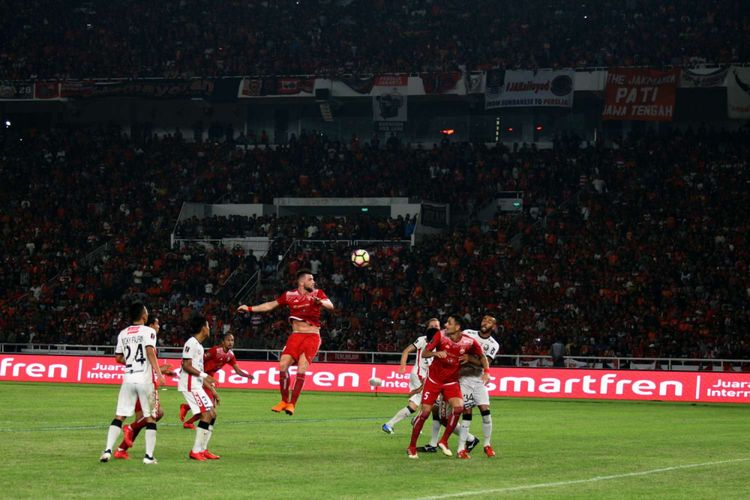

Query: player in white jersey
[[382, 318, 441, 434], [179, 315, 219, 461], [100, 303, 166, 464], [456, 314, 500, 459]]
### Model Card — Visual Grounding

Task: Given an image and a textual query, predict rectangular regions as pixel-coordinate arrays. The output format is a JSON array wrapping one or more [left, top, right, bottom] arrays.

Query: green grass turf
[[0, 382, 748, 499]]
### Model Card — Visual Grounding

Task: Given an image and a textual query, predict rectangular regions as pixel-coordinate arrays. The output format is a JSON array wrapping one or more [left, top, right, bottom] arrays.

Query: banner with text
[[680, 66, 729, 88], [485, 69, 574, 109], [727, 66, 750, 119], [372, 75, 408, 132], [1, 355, 748, 404], [602, 68, 679, 121], [0, 81, 33, 100]]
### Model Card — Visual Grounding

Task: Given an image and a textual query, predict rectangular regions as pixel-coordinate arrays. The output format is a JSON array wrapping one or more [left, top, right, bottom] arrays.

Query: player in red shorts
[[180, 332, 253, 428], [237, 268, 334, 415], [407, 315, 489, 459]]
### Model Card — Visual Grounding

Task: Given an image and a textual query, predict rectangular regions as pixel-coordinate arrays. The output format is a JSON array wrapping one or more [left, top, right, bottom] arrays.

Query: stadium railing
[[1, 344, 746, 372]]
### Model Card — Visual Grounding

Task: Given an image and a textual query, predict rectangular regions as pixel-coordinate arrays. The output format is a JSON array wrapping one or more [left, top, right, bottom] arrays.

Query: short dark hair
[[448, 315, 463, 327], [146, 316, 159, 327], [129, 302, 146, 323], [189, 315, 208, 335], [222, 332, 234, 340], [296, 268, 312, 280]]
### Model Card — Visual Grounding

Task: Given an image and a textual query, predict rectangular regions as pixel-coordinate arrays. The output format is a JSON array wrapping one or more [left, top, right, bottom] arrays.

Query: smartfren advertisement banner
[[1, 355, 749, 404]]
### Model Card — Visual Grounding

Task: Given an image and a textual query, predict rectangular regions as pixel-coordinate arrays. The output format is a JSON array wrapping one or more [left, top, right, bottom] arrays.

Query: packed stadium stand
[[0, 0, 747, 79], [1, 123, 748, 362]]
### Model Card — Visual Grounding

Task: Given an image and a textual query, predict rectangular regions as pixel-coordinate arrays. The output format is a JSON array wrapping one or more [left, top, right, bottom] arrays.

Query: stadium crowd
[[0, 0, 746, 79], [1, 124, 748, 362]]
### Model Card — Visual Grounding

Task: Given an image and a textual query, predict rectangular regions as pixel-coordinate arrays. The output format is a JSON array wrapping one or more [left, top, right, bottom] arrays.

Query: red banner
[[1, 355, 748, 404], [373, 75, 408, 87], [602, 68, 679, 121]]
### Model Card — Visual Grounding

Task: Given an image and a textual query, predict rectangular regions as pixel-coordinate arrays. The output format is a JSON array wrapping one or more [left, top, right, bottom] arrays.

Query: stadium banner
[[58, 78, 241, 100], [726, 66, 750, 119], [0, 81, 34, 100], [420, 71, 462, 94], [239, 77, 314, 97], [372, 75, 408, 132], [680, 66, 729, 88], [33, 82, 61, 100], [485, 69, 574, 109], [602, 68, 679, 121], [1, 354, 748, 404]]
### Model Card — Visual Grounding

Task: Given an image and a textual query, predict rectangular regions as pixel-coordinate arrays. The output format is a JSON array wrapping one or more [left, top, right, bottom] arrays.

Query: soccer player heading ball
[[238, 269, 334, 415]]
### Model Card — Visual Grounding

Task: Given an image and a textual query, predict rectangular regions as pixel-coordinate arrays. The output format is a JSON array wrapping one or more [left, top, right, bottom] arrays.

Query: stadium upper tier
[[0, 0, 746, 79]]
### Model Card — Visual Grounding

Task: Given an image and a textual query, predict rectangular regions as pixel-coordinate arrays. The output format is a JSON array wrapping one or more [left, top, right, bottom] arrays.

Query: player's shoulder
[[463, 329, 479, 337]]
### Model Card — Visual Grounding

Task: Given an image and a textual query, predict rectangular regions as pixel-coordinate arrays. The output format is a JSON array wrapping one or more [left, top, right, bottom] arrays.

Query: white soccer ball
[[351, 249, 370, 268], [369, 377, 383, 387]]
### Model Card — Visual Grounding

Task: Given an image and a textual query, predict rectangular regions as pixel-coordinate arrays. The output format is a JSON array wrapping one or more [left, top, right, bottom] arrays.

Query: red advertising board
[[1, 354, 748, 404], [602, 68, 679, 121]]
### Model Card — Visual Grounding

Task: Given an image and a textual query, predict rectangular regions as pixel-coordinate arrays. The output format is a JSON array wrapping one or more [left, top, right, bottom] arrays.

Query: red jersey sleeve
[[228, 350, 237, 364], [276, 291, 289, 305], [315, 289, 328, 301], [425, 330, 442, 352]]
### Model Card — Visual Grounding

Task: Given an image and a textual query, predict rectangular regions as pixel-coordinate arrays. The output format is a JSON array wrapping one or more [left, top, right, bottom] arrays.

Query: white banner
[[486, 69, 574, 109], [372, 76, 408, 131], [727, 66, 750, 119]]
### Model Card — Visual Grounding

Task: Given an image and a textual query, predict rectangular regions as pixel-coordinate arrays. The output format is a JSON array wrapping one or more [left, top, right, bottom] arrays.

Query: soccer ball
[[351, 249, 370, 268]]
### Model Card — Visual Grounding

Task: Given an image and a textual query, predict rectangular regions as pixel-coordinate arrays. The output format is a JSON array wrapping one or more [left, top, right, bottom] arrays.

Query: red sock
[[279, 370, 290, 403], [409, 412, 429, 448], [130, 416, 148, 433], [440, 408, 462, 443], [289, 373, 306, 404], [185, 414, 200, 425]]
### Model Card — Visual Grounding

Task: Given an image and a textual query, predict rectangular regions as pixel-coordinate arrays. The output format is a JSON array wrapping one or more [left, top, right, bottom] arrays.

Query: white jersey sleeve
[[117, 325, 157, 384], [411, 335, 432, 378], [463, 329, 500, 361], [178, 337, 205, 392]]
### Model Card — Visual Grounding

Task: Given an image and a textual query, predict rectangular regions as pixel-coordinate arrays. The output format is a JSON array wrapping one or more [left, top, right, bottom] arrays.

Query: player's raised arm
[[237, 300, 279, 314], [231, 361, 254, 380], [399, 344, 417, 373]]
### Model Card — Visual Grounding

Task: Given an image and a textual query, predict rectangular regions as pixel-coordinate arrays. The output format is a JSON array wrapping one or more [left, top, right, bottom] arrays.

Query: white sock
[[105, 425, 121, 451], [482, 414, 493, 446], [387, 407, 412, 427], [193, 428, 208, 453], [203, 426, 213, 451], [144, 428, 156, 457], [429, 419, 442, 447], [457, 420, 471, 452]]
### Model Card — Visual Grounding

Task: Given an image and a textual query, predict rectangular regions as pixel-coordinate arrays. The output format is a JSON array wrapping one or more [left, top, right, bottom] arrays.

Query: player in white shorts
[[457, 314, 500, 459], [382, 318, 440, 434], [100, 302, 166, 464], [179, 315, 219, 461]]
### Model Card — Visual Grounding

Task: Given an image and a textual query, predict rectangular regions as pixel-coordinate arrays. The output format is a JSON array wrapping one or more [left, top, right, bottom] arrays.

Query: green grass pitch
[[0, 382, 748, 499]]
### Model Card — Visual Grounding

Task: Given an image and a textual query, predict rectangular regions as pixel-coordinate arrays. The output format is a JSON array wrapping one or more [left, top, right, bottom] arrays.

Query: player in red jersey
[[407, 315, 489, 459], [179, 333, 253, 428], [113, 316, 174, 460], [237, 268, 334, 416]]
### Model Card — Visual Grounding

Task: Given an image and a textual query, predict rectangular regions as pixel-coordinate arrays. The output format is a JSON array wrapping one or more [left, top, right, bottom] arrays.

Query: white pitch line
[[411, 458, 750, 499]]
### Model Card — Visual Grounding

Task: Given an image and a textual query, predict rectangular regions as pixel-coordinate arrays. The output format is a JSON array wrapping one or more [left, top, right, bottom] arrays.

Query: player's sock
[[440, 407, 463, 443], [409, 412, 429, 448], [429, 419, 442, 447], [203, 418, 215, 451], [193, 421, 210, 453], [386, 406, 414, 427], [129, 415, 148, 442], [457, 414, 472, 452], [481, 409, 493, 446], [185, 414, 200, 426], [105, 419, 123, 452], [279, 370, 290, 403], [144, 423, 157, 458], [289, 373, 306, 404]]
